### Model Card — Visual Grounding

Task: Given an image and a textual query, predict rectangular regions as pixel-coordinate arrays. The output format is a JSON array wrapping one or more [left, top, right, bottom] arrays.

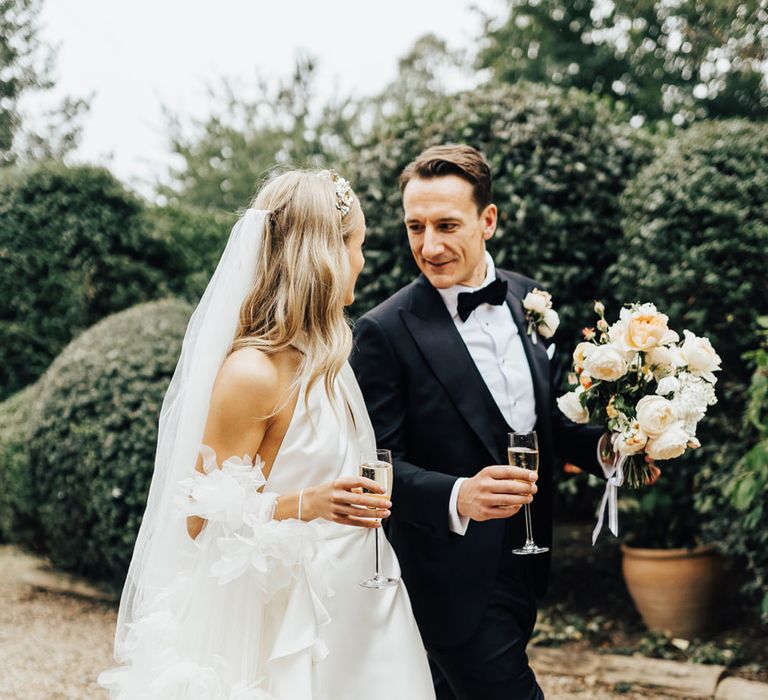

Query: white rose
[[616, 424, 649, 456], [582, 344, 628, 382], [557, 392, 589, 424], [656, 376, 679, 396], [572, 342, 595, 371], [647, 345, 685, 377], [635, 395, 676, 437], [681, 330, 721, 383], [539, 308, 560, 338], [607, 320, 639, 362], [645, 422, 689, 460], [523, 290, 548, 314]]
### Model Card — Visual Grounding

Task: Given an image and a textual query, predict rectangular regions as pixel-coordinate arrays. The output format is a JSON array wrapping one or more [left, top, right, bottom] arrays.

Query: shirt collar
[[436, 251, 497, 320]]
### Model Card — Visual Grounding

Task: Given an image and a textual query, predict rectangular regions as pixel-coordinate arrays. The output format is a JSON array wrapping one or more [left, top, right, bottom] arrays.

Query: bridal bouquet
[[556, 302, 722, 541]]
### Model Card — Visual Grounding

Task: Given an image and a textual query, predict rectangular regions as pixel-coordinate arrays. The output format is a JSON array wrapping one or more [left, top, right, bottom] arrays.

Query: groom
[[350, 144, 610, 699]]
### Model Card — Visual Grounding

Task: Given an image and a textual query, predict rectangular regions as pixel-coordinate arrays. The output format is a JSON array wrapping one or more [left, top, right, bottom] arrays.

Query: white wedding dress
[[99, 361, 435, 700]]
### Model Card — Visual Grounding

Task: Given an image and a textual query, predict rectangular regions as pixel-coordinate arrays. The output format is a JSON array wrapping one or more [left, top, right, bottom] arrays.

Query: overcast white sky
[[35, 0, 504, 196]]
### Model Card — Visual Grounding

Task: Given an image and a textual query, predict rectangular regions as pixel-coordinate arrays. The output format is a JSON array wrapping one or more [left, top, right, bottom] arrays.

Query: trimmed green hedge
[[0, 162, 173, 401], [0, 383, 39, 546], [349, 82, 658, 351], [26, 298, 192, 583], [702, 319, 768, 623], [144, 203, 235, 303]]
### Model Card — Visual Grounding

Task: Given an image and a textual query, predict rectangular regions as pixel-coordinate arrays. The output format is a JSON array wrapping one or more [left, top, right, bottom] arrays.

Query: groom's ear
[[481, 203, 497, 240]]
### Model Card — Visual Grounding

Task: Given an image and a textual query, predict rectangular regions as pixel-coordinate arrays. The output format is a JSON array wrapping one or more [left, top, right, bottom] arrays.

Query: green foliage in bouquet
[[0, 162, 173, 401], [349, 82, 657, 344], [699, 318, 768, 623], [610, 120, 768, 547], [0, 382, 40, 546], [26, 299, 192, 584]]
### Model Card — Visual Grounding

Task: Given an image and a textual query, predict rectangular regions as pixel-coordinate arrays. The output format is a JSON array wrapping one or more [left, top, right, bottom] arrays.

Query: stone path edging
[[530, 647, 768, 699]]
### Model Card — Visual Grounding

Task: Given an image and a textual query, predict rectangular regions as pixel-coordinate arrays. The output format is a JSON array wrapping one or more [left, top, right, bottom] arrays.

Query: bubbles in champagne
[[360, 460, 393, 498], [507, 447, 539, 473]]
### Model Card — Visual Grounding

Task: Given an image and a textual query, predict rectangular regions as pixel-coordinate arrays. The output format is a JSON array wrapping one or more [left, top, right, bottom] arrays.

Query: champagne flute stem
[[374, 525, 381, 577], [523, 504, 534, 546]]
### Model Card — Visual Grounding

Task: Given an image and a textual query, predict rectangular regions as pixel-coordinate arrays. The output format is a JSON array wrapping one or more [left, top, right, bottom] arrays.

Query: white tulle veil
[[114, 208, 269, 659]]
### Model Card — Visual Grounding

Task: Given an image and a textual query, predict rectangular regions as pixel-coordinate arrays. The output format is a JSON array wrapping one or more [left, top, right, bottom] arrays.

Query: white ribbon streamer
[[592, 434, 626, 545]]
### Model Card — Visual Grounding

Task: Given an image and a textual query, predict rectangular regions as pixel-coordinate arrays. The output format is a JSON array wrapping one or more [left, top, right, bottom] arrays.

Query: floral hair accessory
[[319, 169, 354, 218]]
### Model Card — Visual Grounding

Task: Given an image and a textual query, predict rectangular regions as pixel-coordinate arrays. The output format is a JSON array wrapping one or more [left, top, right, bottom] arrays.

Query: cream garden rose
[[573, 342, 595, 371], [635, 395, 675, 437], [523, 290, 550, 314], [610, 303, 679, 355], [646, 422, 689, 460], [557, 392, 589, 424], [681, 330, 722, 382], [646, 345, 685, 377], [539, 308, 560, 338], [582, 344, 628, 382]]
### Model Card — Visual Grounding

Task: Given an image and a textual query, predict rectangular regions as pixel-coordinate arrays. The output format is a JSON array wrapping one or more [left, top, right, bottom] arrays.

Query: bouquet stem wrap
[[592, 434, 626, 545]]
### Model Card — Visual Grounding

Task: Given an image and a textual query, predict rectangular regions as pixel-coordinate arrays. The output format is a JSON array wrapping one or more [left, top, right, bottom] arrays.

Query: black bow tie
[[456, 278, 508, 322]]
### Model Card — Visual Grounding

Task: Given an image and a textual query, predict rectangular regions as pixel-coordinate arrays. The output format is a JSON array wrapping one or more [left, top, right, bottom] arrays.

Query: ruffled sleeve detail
[[99, 445, 334, 700]]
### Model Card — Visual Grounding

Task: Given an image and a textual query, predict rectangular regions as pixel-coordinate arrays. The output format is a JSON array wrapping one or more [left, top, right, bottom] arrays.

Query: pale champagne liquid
[[360, 461, 393, 499], [508, 446, 539, 472]]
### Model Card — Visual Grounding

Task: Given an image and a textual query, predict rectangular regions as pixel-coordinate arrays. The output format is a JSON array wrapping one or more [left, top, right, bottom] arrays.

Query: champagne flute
[[509, 431, 549, 555], [359, 448, 399, 589]]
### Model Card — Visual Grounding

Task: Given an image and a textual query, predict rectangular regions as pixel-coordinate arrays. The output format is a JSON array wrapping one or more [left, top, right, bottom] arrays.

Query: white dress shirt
[[437, 253, 537, 535]]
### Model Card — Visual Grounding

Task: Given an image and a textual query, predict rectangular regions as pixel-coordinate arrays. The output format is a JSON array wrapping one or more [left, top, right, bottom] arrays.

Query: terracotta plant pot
[[621, 543, 724, 639]]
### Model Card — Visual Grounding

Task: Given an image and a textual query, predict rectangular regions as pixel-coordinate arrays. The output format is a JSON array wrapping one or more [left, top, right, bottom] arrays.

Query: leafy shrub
[[26, 298, 192, 583], [610, 120, 768, 547], [700, 318, 768, 623], [350, 82, 657, 348], [0, 162, 173, 401], [0, 382, 40, 545], [144, 203, 235, 303]]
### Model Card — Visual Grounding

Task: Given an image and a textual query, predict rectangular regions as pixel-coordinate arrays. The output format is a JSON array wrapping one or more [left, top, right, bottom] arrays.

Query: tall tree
[[159, 55, 360, 211], [0, 0, 86, 165], [477, 0, 768, 124]]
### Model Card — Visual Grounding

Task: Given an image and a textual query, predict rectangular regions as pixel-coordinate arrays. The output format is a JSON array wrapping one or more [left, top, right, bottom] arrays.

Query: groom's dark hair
[[399, 144, 492, 212]]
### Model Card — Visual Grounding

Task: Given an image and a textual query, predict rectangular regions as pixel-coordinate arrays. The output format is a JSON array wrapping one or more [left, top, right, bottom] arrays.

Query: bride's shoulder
[[212, 347, 299, 416]]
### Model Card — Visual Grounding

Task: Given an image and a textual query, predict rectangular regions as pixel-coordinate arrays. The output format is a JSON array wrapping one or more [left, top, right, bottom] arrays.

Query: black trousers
[[427, 555, 544, 700]]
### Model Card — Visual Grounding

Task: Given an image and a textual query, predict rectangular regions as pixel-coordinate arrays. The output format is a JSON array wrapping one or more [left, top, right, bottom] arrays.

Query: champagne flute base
[[359, 574, 399, 589], [512, 544, 549, 556]]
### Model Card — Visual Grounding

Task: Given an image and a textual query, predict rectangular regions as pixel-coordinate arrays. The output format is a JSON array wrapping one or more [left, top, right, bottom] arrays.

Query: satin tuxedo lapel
[[498, 270, 551, 424], [399, 276, 508, 465]]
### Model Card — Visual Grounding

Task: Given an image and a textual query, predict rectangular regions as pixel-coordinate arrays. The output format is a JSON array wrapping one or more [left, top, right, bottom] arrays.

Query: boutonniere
[[522, 288, 560, 345]]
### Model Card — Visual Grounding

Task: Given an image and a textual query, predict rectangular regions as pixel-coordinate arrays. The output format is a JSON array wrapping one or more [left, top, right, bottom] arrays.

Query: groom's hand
[[457, 466, 538, 522]]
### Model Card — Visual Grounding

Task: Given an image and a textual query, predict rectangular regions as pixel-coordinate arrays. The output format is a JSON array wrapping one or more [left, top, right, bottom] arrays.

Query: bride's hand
[[303, 476, 392, 528]]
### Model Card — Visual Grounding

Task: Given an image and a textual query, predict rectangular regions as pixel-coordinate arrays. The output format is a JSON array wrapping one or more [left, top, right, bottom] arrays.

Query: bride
[[99, 170, 436, 699]]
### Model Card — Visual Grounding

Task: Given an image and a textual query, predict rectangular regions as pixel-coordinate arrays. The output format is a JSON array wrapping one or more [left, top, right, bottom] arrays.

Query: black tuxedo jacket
[[350, 269, 605, 647]]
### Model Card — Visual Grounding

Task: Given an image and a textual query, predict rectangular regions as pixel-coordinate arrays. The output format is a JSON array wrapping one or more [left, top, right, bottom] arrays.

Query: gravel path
[[0, 545, 668, 699]]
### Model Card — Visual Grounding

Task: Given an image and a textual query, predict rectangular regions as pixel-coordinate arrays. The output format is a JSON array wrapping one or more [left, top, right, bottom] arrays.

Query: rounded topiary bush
[[27, 298, 193, 583], [0, 382, 40, 546], [0, 162, 173, 401], [349, 82, 658, 351]]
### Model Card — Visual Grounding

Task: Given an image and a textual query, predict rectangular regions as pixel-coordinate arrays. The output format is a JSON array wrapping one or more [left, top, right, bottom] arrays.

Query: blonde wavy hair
[[230, 169, 361, 402]]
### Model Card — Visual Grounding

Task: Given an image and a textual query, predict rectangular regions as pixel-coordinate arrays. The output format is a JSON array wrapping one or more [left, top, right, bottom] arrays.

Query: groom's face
[[403, 175, 496, 289]]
